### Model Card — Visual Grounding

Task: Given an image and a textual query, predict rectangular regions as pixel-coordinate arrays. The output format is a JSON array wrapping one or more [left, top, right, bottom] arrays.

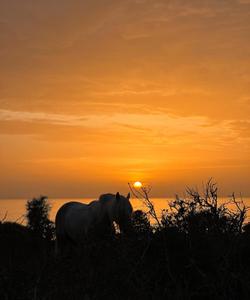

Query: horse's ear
[[127, 192, 130, 200], [116, 192, 120, 201]]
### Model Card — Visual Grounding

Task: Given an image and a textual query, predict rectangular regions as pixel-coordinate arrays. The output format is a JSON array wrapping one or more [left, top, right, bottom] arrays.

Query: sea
[[1, 197, 250, 224]]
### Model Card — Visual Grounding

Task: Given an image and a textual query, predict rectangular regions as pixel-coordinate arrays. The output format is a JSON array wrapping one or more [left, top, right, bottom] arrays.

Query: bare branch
[[128, 182, 161, 228], [1, 211, 8, 223]]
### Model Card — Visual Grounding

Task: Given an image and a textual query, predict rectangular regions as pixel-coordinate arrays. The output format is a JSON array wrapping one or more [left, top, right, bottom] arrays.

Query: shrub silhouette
[[131, 209, 151, 235], [1, 181, 250, 300], [161, 180, 247, 236], [26, 195, 55, 241]]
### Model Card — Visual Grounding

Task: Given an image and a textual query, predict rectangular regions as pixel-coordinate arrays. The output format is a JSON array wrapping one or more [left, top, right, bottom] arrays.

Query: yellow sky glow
[[0, 0, 249, 198]]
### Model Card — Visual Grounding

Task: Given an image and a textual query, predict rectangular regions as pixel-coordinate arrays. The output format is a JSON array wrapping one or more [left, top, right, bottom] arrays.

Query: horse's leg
[[56, 232, 76, 258], [55, 238, 59, 257], [55, 233, 65, 257]]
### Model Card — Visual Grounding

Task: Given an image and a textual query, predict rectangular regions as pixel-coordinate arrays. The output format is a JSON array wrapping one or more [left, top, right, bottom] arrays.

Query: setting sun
[[133, 181, 143, 188]]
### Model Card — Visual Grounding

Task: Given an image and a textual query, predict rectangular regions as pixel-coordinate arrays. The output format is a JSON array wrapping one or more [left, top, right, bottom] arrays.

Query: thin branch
[[15, 214, 26, 224], [1, 211, 8, 223]]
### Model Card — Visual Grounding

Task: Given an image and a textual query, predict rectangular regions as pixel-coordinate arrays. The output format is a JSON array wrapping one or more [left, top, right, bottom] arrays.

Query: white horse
[[55, 192, 132, 255]]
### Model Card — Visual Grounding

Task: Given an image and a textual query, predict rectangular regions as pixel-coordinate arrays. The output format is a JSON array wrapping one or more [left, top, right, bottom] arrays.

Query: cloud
[[0, 109, 238, 147], [238, 0, 250, 4], [228, 120, 250, 139], [0, 108, 214, 130], [92, 86, 210, 97]]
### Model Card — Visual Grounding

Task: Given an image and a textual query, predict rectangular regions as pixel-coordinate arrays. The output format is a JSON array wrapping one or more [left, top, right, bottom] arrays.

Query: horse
[[55, 192, 133, 255]]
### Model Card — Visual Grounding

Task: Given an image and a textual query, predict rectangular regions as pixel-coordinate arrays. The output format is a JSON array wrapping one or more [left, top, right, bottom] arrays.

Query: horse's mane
[[98, 193, 115, 204]]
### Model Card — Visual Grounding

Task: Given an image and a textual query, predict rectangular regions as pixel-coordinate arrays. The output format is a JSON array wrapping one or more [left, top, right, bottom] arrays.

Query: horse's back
[[56, 201, 84, 224], [57, 201, 86, 213], [56, 201, 86, 234], [58, 201, 101, 241]]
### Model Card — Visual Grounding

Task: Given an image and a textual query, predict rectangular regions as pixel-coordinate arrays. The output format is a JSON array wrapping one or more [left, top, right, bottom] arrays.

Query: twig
[[1, 211, 8, 222], [15, 214, 26, 224]]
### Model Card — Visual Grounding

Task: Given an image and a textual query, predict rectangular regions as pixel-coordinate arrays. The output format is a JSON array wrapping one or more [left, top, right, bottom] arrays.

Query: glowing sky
[[0, 0, 249, 198]]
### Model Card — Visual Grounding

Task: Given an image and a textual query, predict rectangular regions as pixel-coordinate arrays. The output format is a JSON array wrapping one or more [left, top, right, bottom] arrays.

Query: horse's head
[[115, 192, 133, 234]]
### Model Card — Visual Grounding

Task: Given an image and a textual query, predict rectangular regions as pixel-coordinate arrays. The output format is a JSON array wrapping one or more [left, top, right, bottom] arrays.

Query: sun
[[133, 181, 142, 188]]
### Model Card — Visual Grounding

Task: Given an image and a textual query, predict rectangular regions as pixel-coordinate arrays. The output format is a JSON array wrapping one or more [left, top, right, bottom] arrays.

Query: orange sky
[[0, 0, 249, 198]]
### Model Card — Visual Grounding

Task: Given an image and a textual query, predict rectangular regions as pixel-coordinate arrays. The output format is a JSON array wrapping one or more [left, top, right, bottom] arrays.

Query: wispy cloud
[[0, 109, 87, 126], [0, 109, 237, 144], [238, 0, 250, 4], [0, 108, 211, 129]]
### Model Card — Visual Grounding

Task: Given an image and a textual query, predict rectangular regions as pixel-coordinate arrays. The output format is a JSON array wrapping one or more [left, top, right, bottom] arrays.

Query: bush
[[131, 210, 151, 236], [26, 196, 55, 241], [161, 179, 247, 236]]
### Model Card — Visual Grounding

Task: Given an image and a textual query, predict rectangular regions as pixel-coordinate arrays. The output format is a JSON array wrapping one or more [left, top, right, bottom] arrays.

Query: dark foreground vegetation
[[1, 181, 250, 300]]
